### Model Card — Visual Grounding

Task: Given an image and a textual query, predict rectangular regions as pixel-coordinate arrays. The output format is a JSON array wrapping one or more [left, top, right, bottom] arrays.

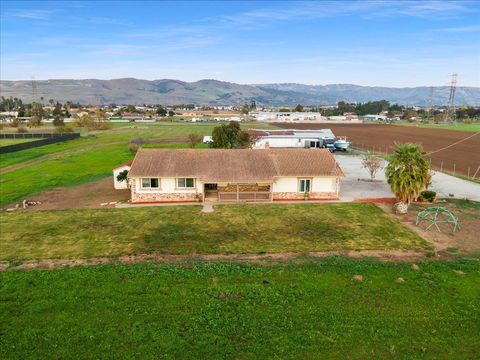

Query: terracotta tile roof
[[128, 148, 343, 182]]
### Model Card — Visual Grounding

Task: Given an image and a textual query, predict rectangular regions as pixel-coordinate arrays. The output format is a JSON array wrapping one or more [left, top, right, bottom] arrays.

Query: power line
[[427, 131, 479, 156]]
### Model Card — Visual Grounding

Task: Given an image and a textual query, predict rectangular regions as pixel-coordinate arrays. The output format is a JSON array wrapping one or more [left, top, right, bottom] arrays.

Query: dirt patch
[[6, 177, 130, 211], [275, 123, 480, 178], [1, 249, 430, 270], [377, 201, 480, 254]]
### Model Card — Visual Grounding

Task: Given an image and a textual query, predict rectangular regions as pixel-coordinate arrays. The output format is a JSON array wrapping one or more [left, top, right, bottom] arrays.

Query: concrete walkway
[[335, 154, 480, 202], [202, 202, 214, 213]]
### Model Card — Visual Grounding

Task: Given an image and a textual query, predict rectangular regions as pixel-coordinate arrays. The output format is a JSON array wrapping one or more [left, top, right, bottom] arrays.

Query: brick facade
[[272, 192, 338, 200], [130, 180, 202, 203]]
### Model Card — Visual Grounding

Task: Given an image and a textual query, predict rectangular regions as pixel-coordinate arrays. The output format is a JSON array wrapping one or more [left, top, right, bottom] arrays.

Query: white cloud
[[219, 0, 475, 27], [436, 24, 480, 32], [6, 9, 58, 20]]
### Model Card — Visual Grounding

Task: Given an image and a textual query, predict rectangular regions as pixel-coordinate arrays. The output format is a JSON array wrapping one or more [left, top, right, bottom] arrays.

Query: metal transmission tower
[[426, 86, 434, 122], [31, 76, 38, 103], [444, 73, 458, 124]]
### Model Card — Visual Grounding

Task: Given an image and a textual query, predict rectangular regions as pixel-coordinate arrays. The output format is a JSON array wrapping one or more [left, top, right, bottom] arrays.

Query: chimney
[[264, 141, 270, 150]]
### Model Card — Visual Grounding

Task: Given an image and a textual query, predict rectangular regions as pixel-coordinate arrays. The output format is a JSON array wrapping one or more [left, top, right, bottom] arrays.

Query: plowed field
[[275, 123, 480, 178]]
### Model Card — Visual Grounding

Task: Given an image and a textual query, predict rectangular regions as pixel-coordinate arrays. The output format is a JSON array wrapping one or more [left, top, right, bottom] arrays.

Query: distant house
[[250, 111, 327, 122], [121, 148, 343, 203], [363, 114, 387, 121]]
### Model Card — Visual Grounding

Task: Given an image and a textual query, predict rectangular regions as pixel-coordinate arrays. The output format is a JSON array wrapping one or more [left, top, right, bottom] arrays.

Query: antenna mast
[[444, 73, 457, 124]]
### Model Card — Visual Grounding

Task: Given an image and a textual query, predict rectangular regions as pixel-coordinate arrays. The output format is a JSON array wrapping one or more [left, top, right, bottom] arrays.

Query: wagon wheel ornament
[[415, 206, 460, 233]]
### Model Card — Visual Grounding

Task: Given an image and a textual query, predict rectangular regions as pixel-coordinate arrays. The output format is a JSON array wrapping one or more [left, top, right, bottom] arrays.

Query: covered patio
[[204, 183, 272, 202]]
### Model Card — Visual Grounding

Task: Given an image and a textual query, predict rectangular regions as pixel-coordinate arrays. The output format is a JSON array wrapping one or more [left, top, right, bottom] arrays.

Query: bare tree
[[188, 133, 203, 148], [362, 155, 384, 181]]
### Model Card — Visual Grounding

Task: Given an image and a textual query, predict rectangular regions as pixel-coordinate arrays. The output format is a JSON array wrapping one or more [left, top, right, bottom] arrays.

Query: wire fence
[[0, 133, 80, 154]]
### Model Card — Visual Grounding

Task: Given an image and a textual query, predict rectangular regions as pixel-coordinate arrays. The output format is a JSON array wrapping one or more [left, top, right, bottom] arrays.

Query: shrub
[[91, 121, 112, 130], [128, 142, 139, 155], [10, 118, 20, 128], [188, 133, 203, 148], [53, 116, 65, 127], [17, 126, 28, 133], [55, 126, 74, 133], [28, 116, 41, 127], [361, 155, 384, 181], [116, 170, 129, 182], [418, 190, 437, 203]]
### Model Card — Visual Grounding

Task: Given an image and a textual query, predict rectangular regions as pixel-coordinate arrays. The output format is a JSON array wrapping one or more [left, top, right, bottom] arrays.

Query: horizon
[[1, 1, 480, 87], [1, 77, 480, 89]]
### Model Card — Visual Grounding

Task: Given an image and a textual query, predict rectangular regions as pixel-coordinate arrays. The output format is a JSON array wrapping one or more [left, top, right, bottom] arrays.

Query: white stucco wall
[[253, 137, 322, 149], [273, 176, 338, 193], [113, 165, 131, 189], [312, 177, 338, 192], [133, 177, 204, 194]]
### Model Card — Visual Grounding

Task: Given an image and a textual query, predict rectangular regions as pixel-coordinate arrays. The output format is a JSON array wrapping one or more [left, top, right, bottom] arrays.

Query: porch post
[[236, 184, 239, 202]]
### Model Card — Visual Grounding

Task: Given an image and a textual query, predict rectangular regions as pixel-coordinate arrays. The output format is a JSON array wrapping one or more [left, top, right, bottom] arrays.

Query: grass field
[[0, 203, 429, 261], [1, 257, 479, 359], [0, 138, 37, 146], [395, 121, 480, 132], [0, 144, 132, 206], [0, 122, 277, 205]]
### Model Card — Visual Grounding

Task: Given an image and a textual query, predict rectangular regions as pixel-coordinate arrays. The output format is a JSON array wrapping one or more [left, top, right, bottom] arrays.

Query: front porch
[[204, 183, 272, 203]]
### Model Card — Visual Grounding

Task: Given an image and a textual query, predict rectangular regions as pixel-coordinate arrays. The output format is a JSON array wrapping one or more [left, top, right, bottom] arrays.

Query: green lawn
[[0, 144, 132, 205], [1, 257, 479, 359], [0, 203, 429, 261], [395, 121, 480, 132], [0, 122, 278, 205], [0, 138, 37, 146]]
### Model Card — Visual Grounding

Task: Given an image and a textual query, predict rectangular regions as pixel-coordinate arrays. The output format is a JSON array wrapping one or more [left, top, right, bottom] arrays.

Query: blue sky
[[1, 0, 479, 86]]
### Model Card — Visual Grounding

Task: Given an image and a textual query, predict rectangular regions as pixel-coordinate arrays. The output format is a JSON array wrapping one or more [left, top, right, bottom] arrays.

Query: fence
[[351, 142, 480, 181], [0, 133, 80, 154]]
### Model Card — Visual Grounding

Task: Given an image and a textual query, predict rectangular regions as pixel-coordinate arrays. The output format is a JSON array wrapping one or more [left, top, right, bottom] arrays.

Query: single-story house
[[119, 148, 344, 203]]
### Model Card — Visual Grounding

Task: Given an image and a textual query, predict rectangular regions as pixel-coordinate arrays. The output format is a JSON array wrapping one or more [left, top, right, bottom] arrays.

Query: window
[[299, 179, 311, 193], [141, 178, 159, 189], [176, 178, 195, 188]]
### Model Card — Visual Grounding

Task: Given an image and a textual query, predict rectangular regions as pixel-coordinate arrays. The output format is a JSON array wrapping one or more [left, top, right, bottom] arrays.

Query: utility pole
[[444, 73, 457, 124]]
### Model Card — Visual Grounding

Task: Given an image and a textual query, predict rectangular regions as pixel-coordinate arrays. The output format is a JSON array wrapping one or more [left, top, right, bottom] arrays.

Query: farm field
[[0, 122, 277, 206], [1, 258, 479, 359], [0, 203, 429, 262], [276, 123, 480, 178]]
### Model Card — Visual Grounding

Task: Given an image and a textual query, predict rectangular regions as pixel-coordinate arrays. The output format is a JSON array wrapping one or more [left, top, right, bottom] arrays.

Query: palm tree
[[385, 143, 430, 214]]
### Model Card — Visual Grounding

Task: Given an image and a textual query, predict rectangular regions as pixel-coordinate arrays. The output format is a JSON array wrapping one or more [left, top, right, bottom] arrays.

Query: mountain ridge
[[1, 78, 478, 106]]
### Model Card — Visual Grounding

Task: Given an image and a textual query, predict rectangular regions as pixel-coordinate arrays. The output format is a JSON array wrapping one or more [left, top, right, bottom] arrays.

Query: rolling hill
[[0, 78, 478, 106]]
